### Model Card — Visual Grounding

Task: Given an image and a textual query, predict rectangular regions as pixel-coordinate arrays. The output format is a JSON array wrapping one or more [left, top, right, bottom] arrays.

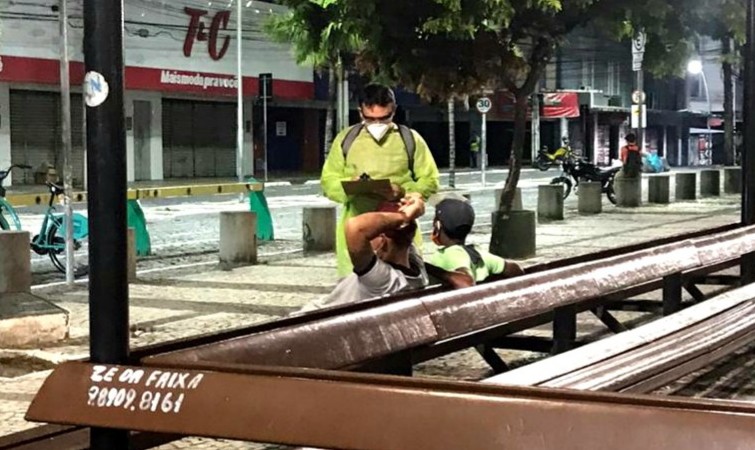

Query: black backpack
[[624, 147, 642, 178], [341, 124, 417, 180]]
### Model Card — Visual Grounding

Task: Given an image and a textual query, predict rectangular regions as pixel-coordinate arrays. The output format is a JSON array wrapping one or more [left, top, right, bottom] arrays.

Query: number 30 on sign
[[476, 97, 492, 114]]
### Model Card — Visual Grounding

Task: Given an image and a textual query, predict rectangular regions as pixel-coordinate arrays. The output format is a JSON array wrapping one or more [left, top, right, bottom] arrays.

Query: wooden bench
[[484, 284, 755, 393], [144, 226, 755, 376]]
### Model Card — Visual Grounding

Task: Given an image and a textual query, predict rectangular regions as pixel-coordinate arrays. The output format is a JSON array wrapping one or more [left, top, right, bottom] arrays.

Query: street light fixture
[[687, 58, 712, 165]]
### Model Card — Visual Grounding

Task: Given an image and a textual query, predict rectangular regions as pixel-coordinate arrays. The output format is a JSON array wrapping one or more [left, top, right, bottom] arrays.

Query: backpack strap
[[397, 124, 416, 181], [341, 124, 364, 159], [342, 123, 417, 181]]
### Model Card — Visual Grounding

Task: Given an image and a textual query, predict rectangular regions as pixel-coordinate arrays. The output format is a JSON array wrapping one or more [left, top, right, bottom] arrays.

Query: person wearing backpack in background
[[427, 197, 523, 288], [321, 83, 440, 277], [620, 133, 642, 178]]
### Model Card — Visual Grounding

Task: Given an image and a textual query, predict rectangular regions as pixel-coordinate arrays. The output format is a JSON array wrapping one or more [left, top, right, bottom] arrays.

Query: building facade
[[0, 0, 318, 186]]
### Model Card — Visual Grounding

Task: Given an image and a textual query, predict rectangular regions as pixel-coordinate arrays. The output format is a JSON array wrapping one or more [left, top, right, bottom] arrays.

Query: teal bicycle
[[0, 165, 89, 276]]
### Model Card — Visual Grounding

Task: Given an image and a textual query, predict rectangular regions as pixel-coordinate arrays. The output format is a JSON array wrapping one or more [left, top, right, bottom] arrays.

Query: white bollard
[[537, 185, 564, 221], [219, 211, 258, 267], [578, 182, 602, 214], [127, 228, 137, 282], [303, 206, 337, 252], [0, 231, 31, 294]]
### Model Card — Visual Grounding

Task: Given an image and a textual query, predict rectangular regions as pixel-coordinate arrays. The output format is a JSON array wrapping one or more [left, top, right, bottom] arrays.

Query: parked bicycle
[[549, 156, 620, 205], [0, 165, 89, 276]]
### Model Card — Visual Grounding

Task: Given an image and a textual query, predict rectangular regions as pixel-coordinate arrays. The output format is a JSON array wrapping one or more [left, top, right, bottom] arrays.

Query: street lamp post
[[688, 58, 712, 165]]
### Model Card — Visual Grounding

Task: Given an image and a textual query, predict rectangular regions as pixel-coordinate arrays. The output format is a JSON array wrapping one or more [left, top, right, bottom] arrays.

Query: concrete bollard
[[724, 167, 742, 194], [0, 231, 31, 294], [127, 228, 137, 282], [219, 211, 258, 267], [675, 173, 697, 201], [537, 184, 564, 221], [615, 176, 642, 207], [495, 187, 523, 211], [577, 182, 602, 214], [700, 169, 721, 197], [303, 206, 337, 252], [648, 175, 671, 204]]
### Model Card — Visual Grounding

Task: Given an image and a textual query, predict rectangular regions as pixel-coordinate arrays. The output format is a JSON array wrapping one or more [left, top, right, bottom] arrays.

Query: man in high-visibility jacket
[[321, 84, 440, 277], [469, 132, 481, 168]]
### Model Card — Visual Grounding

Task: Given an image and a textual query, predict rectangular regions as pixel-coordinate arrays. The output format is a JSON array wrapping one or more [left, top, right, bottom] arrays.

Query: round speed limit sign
[[476, 97, 492, 114]]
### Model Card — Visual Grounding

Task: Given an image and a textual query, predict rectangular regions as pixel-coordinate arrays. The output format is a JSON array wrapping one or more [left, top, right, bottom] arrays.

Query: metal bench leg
[[552, 305, 577, 354], [663, 273, 683, 315], [590, 306, 628, 333], [683, 281, 706, 304], [743, 252, 755, 285], [475, 344, 509, 374]]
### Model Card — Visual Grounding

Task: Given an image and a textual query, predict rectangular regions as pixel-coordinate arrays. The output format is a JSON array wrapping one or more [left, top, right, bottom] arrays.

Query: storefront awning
[[491, 92, 580, 120]]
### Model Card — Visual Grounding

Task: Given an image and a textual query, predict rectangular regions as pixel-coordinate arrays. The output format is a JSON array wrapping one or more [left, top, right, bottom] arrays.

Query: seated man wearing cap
[[301, 197, 428, 311], [428, 197, 523, 288]]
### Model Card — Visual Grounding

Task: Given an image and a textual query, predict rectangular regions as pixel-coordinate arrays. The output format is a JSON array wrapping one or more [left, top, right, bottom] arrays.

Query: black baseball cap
[[434, 198, 475, 241]]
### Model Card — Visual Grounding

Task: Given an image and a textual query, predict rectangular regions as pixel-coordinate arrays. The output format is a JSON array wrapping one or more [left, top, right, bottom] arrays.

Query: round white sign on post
[[631, 90, 646, 104], [632, 32, 646, 54], [476, 97, 492, 114], [84, 71, 110, 107]]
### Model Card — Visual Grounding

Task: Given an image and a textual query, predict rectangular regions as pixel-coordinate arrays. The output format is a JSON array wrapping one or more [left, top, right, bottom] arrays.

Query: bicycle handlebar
[[3, 164, 33, 172], [0, 164, 33, 184]]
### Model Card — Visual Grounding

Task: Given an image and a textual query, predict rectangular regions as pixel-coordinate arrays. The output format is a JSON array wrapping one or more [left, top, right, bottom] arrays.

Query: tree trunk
[[324, 66, 336, 158], [448, 98, 456, 188], [722, 37, 735, 166], [498, 93, 528, 214]]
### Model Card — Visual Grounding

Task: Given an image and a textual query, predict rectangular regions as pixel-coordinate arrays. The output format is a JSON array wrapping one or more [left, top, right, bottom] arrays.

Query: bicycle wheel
[[0, 214, 9, 230], [47, 222, 89, 277]]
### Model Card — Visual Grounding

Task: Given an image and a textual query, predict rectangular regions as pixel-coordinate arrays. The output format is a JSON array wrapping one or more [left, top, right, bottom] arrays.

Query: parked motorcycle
[[549, 156, 620, 205], [535, 137, 573, 171]]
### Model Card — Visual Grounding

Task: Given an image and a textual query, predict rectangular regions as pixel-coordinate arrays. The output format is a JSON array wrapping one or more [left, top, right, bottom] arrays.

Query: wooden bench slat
[[621, 329, 755, 394], [549, 302, 755, 390], [147, 300, 438, 369], [485, 286, 755, 387]]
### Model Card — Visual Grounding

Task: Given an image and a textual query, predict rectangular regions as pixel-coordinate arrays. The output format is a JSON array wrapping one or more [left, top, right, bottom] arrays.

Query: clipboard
[[341, 178, 391, 197]]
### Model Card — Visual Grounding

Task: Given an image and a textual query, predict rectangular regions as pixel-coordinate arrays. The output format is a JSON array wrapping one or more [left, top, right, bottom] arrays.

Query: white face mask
[[366, 123, 390, 142]]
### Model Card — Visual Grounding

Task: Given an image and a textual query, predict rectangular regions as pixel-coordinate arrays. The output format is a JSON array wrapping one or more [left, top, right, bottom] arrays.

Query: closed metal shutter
[[10, 91, 57, 185], [10, 90, 85, 186], [70, 94, 85, 185], [162, 99, 235, 178]]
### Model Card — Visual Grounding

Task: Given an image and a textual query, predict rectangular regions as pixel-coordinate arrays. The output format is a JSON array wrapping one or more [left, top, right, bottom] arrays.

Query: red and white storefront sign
[[0, 1, 313, 99], [0, 56, 312, 100]]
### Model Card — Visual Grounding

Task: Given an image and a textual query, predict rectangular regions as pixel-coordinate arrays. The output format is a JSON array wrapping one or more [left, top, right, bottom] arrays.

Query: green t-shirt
[[428, 244, 505, 283]]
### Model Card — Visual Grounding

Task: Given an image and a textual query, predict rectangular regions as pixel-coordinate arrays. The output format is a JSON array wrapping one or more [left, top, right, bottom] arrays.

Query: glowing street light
[[687, 59, 703, 75]]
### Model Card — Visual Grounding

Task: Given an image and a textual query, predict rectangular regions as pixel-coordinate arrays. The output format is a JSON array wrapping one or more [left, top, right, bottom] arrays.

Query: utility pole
[[83, 0, 129, 448], [531, 86, 541, 164], [447, 98, 456, 188], [236, 0, 244, 183], [58, 0, 75, 285], [631, 31, 647, 150], [742, 0, 755, 284]]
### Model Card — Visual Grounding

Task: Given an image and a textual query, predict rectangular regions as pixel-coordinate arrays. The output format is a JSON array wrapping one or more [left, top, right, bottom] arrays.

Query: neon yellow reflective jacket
[[321, 125, 440, 276]]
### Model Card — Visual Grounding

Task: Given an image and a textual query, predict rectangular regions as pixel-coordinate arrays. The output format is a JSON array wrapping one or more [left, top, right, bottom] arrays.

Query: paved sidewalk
[[0, 193, 746, 448]]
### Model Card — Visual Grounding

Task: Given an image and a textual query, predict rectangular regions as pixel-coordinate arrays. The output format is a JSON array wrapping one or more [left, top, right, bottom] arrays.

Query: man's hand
[[399, 195, 425, 221], [376, 183, 405, 201]]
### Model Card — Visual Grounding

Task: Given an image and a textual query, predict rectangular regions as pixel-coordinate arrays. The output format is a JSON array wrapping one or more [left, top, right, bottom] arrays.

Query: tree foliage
[[265, 0, 361, 68], [268, 0, 715, 214]]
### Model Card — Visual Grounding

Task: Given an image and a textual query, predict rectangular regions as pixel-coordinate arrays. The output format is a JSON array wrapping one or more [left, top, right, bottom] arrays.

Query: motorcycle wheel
[[606, 177, 617, 205], [536, 157, 550, 171], [550, 176, 572, 200]]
